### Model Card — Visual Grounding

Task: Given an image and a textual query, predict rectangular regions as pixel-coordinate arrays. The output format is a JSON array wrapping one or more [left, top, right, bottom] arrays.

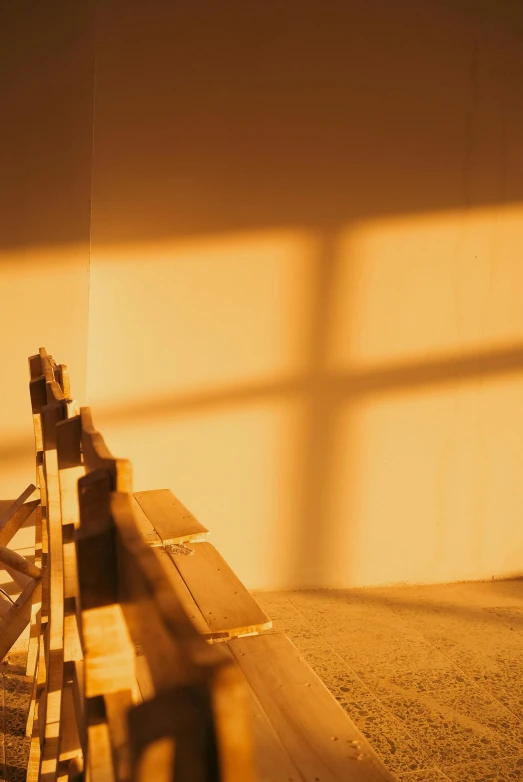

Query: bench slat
[[130, 495, 163, 547], [129, 497, 211, 637], [154, 547, 210, 638], [169, 542, 272, 637], [227, 633, 395, 782], [134, 489, 209, 544], [247, 684, 304, 781]]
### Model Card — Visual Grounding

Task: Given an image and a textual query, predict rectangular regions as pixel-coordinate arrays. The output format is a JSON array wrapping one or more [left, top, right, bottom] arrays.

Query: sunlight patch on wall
[[84, 203, 523, 589], [333, 370, 523, 587], [0, 242, 89, 496], [328, 204, 523, 374], [95, 395, 305, 590], [87, 228, 316, 588], [87, 229, 317, 406]]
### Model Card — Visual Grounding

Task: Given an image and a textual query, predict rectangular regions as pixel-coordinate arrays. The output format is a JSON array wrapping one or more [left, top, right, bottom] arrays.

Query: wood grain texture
[[154, 547, 210, 638], [0, 579, 40, 662], [169, 541, 272, 637], [24, 349, 261, 781], [246, 682, 305, 781], [80, 407, 132, 493], [127, 669, 255, 782], [29, 353, 43, 381], [57, 680, 82, 772], [105, 689, 134, 781], [0, 542, 41, 579], [128, 498, 212, 637], [25, 507, 43, 741], [134, 489, 209, 544], [129, 495, 162, 547], [228, 633, 395, 782], [86, 711, 115, 782], [82, 604, 136, 698], [26, 504, 44, 744], [0, 484, 39, 547], [0, 498, 40, 549], [111, 493, 218, 691], [40, 398, 68, 782]]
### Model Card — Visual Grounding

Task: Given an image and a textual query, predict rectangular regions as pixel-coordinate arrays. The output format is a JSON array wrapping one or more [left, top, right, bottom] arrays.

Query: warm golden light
[[3, 0, 523, 593], [0, 244, 89, 497], [79, 204, 523, 590]]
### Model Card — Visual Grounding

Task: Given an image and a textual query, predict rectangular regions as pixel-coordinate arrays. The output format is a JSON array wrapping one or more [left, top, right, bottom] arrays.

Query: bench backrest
[[26, 349, 253, 781]]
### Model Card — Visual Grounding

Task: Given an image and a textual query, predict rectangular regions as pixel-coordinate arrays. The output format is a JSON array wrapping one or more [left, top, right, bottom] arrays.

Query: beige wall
[[76, 1, 523, 588], [0, 2, 95, 498]]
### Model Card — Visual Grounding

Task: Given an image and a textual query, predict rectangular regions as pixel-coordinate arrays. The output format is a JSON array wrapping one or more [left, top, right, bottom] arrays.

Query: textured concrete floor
[[6, 579, 523, 780], [254, 580, 523, 782], [0, 648, 31, 782]]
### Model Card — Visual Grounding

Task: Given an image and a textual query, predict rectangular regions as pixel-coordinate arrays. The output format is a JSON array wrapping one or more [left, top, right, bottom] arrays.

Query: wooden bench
[[0, 348, 394, 781]]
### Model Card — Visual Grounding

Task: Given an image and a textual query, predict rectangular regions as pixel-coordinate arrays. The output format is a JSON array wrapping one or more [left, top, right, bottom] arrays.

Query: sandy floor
[[254, 579, 523, 782], [0, 652, 31, 782], [7, 578, 523, 781]]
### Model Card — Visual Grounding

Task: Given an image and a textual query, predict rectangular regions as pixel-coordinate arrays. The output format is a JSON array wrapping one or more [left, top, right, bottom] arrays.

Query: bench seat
[[133, 488, 209, 544], [11, 348, 395, 781], [227, 632, 395, 782], [131, 490, 272, 641]]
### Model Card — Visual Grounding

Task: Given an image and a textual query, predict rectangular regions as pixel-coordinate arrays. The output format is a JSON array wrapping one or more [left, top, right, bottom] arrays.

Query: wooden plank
[[0, 483, 39, 547], [105, 689, 134, 781], [26, 353, 49, 782], [72, 660, 86, 758], [210, 656, 255, 782], [76, 473, 138, 699], [246, 682, 305, 781], [46, 378, 64, 404], [40, 398, 68, 782], [56, 415, 85, 531], [126, 669, 254, 782], [0, 594, 12, 620], [30, 377, 47, 447], [134, 653, 154, 702], [129, 495, 162, 547], [0, 501, 16, 520], [26, 663, 39, 739], [82, 604, 137, 698], [0, 579, 40, 661], [26, 620, 50, 780], [29, 353, 43, 381], [112, 490, 256, 781], [55, 363, 71, 398], [131, 734, 176, 782], [4, 562, 33, 591], [0, 542, 41, 580], [127, 499, 212, 638], [134, 489, 209, 545], [86, 698, 115, 782], [154, 547, 210, 638], [227, 633, 395, 782], [26, 504, 44, 743], [110, 493, 224, 689], [27, 700, 43, 781], [127, 686, 214, 782], [26, 576, 42, 677], [169, 541, 272, 637], [80, 407, 132, 493], [57, 677, 82, 774], [219, 639, 320, 781], [0, 498, 40, 545]]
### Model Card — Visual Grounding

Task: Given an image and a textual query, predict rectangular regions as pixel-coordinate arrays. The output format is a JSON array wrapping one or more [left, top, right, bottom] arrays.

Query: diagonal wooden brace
[[0, 483, 40, 548], [0, 544, 41, 581]]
